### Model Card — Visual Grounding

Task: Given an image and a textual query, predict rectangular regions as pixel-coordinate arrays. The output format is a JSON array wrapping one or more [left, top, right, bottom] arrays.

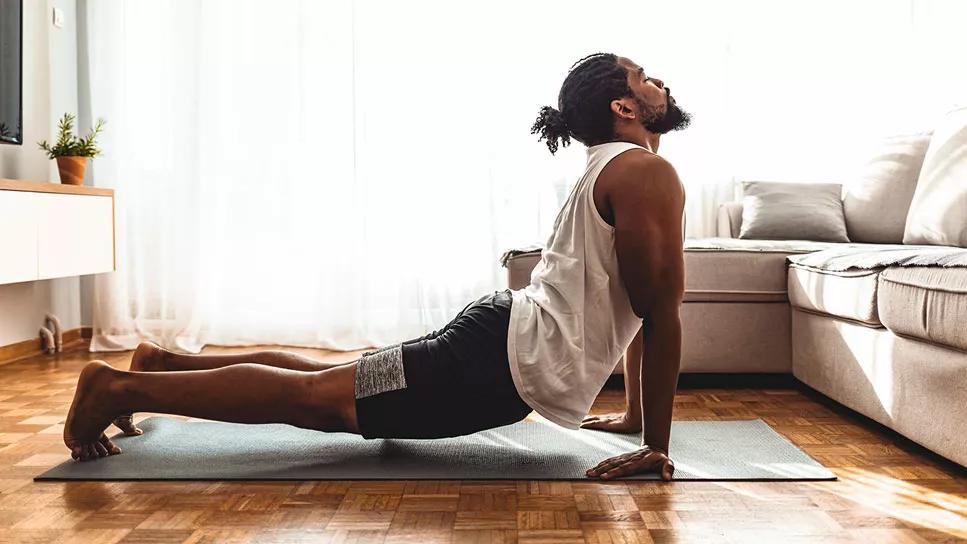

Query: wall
[[0, 0, 84, 346]]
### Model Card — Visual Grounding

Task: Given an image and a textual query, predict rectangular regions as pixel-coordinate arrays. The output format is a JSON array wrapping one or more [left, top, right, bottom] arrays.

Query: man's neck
[[611, 131, 661, 154]]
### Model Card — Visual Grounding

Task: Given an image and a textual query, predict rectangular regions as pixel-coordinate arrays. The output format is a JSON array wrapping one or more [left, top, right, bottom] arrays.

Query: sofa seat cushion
[[877, 267, 967, 351], [787, 264, 882, 326], [684, 238, 841, 302]]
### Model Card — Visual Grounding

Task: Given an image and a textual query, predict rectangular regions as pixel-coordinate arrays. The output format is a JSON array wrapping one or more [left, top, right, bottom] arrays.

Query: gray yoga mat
[[36, 417, 835, 481]]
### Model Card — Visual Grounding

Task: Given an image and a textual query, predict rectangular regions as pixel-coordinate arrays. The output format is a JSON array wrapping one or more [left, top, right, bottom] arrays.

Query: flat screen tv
[[0, 0, 22, 145]]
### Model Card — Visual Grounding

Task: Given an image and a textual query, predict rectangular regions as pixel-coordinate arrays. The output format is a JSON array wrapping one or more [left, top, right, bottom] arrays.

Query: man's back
[[505, 141, 651, 429]]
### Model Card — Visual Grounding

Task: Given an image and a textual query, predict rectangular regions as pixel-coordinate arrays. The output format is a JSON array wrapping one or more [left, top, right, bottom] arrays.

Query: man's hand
[[585, 446, 675, 481], [580, 412, 641, 434]]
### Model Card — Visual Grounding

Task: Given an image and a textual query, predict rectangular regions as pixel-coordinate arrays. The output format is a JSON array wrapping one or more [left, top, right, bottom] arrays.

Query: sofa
[[502, 106, 967, 467]]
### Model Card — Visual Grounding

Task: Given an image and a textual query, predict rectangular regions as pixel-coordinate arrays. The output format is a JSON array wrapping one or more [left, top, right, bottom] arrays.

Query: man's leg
[[115, 336, 448, 436], [130, 342, 351, 372], [66, 359, 359, 461], [110, 294, 486, 437], [115, 343, 362, 435], [130, 315, 462, 374], [127, 293, 487, 375]]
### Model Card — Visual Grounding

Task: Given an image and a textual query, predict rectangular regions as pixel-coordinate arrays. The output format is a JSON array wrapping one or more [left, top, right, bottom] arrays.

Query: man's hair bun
[[530, 106, 571, 155]]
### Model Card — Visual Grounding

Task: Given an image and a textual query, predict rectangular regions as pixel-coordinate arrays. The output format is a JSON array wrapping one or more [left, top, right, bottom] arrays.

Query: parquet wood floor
[[0, 342, 963, 543]]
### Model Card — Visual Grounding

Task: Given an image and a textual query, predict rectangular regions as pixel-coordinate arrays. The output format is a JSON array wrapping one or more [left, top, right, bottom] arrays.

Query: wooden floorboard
[[0, 343, 963, 543]]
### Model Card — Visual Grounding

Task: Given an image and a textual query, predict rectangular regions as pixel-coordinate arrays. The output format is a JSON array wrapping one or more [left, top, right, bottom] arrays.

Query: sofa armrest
[[717, 202, 744, 238]]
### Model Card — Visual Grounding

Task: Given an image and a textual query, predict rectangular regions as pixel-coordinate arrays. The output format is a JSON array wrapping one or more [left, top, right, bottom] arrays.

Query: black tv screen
[[0, 0, 22, 145]]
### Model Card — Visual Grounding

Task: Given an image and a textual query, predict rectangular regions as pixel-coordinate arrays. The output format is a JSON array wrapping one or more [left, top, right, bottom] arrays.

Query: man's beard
[[638, 94, 692, 134]]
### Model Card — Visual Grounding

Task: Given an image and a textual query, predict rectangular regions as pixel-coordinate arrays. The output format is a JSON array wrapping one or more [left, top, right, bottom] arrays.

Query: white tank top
[[507, 141, 649, 429]]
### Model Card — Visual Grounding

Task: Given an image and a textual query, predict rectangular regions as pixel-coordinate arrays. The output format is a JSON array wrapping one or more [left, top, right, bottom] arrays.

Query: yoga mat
[[36, 417, 835, 481]]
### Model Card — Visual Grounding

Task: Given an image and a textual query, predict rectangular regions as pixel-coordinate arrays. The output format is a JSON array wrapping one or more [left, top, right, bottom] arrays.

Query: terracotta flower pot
[[56, 156, 88, 185]]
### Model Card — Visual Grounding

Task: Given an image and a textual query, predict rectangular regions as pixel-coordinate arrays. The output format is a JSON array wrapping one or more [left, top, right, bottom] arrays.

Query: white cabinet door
[[0, 191, 39, 285], [36, 193, 114, 281]]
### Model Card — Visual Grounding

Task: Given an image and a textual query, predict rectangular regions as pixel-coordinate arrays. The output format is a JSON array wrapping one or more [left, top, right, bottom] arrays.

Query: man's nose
[[652, 78, 664, 89]]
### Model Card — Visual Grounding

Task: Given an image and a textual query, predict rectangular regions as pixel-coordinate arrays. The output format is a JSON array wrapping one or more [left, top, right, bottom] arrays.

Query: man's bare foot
[[64, 360, 126, 462], [113, 341, 170, 436]]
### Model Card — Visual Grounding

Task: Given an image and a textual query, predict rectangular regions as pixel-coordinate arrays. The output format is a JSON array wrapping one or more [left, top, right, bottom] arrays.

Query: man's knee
[[297, 365, 359, 434]]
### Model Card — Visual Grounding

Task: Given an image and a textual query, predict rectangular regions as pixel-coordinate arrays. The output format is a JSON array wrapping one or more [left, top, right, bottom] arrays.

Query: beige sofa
[[502, 119, 967, 467]]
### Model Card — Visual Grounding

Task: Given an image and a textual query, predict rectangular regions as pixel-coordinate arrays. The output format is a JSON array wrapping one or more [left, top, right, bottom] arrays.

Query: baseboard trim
[[0, 327, 92, 366]]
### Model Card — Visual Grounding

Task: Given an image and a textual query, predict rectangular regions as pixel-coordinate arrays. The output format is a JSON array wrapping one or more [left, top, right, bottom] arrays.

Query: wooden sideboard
[[0, 178, 115, 285]]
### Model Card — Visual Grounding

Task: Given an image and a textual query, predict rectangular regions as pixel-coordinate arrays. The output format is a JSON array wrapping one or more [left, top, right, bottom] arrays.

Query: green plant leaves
[[37, 113, 106, 159]]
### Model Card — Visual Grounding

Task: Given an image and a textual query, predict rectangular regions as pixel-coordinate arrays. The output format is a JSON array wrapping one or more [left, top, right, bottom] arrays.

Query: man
[[64, 52, 690, 482]]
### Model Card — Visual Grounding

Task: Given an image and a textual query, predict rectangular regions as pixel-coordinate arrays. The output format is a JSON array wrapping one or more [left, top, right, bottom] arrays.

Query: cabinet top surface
[[0, 178, 114, 197]]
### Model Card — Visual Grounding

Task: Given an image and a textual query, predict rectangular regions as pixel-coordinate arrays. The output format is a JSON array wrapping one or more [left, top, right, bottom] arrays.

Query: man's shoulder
[[599, 150, 680, 200], [611, 150, 676, 180]]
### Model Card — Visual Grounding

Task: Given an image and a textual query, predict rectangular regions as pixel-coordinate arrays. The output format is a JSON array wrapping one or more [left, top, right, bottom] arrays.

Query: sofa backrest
[[717, 202, 744, 238]]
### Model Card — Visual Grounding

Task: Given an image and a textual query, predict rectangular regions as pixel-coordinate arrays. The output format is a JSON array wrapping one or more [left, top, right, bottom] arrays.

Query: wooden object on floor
[[0, 342, 963, 542], [0, 327, 92, 367]]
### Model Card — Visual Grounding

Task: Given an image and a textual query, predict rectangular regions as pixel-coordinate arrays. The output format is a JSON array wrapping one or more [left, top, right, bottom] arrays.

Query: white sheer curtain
[[80, 0, 967, 353]]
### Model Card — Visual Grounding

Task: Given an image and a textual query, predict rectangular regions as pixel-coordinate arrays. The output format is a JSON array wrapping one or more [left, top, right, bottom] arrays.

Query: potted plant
[[38, 113, 106, 185]]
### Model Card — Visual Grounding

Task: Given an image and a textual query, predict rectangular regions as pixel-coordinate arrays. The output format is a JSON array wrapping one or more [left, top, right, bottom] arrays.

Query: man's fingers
[[587, 454, 630, 476], [601, 461, 636, 479], [598, 452, 669, 480], [579, 416, 600, 428], [590, 456, 626, 473]]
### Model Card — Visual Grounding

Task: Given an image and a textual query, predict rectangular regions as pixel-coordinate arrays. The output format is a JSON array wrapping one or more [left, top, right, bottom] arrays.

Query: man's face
[[619, 57, 692, 134]]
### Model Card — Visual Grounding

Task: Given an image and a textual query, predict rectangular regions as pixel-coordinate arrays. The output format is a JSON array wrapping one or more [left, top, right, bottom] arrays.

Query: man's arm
[[623, 326, 643, 421], [579, 324, 644, 433], [585, 152, 685, 480], [613, 155, 685, 452]]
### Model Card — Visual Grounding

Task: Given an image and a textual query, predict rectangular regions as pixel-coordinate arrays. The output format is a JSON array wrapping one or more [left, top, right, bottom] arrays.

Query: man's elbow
[[632, 288, 684, 322]]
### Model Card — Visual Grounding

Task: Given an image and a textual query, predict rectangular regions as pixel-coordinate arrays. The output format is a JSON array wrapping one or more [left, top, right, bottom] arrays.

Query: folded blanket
[[684, 237, 846, 253], [787, 245, 967, 271], [500, 239, 967, 271], [499, 244, 543, 266]]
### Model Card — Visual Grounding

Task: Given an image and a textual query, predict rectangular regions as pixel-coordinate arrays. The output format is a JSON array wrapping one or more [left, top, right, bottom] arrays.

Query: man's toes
[[94, 441, 108, 457], [114, 415, 143, 436], [99, 434, 122, 455]]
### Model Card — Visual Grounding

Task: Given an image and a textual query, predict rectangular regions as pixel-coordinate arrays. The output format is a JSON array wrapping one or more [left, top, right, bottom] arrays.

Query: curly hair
[[530, 53, 632, 155]]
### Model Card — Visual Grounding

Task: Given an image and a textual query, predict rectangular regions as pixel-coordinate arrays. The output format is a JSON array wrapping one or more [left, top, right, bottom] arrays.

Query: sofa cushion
[[684, 238, 838, 302], [738, 181, 850, 242], [843, 131, 932, 244], [904, 106, 967, 248], [877, 267, 967, 351], [787, 264, 882, 326]]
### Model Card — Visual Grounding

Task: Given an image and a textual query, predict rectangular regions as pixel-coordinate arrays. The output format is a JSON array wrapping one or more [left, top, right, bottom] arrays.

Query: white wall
[[0, 0, 84, 346]]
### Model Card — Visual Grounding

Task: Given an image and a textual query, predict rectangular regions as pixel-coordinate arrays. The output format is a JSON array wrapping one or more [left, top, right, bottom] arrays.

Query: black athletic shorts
[[353, 288, 533, 439]]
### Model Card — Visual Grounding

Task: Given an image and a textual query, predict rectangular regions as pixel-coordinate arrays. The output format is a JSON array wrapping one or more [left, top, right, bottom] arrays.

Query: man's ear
[[610, 98, 636, 120]]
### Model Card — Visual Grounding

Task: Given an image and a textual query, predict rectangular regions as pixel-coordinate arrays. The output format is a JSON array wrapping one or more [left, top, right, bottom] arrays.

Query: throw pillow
[[903, 106, 967, 247], [739, 181, 850, 242], [843, 131, 932, 243]]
